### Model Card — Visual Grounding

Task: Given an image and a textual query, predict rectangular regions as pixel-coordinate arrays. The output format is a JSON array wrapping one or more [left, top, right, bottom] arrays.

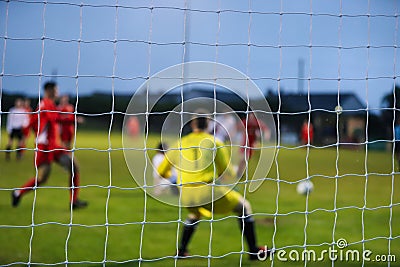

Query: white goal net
[[0, 0, 399, 266]]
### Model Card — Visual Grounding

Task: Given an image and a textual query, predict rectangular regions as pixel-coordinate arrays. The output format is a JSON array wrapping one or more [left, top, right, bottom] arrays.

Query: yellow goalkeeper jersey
[[157, 131, 231, 186]]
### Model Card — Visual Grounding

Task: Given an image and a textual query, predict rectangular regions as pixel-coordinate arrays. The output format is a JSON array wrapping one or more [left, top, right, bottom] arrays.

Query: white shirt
[[209, 114, 237, 143], [152, 153, 177, 183], [152, 153, 166, 181], [6, 107, 29, 133], [152, 152, 178, 195]]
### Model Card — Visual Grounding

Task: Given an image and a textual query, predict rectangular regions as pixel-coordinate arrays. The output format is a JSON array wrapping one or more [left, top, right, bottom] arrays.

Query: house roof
[[276, 93, 366, 113]]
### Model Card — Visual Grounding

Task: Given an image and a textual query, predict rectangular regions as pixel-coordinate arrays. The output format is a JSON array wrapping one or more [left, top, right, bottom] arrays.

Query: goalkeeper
[[157, 110, 269, 260]]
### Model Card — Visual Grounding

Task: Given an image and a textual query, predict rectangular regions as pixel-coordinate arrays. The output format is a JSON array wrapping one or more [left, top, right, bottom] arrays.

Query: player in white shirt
[[208, 112, 237, 144], [152, 142, 178, 196], [6, 98, 30, 160]]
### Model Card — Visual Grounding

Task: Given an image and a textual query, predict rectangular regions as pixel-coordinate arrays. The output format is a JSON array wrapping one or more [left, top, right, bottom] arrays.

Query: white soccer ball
[[296, 180, 314, 195]]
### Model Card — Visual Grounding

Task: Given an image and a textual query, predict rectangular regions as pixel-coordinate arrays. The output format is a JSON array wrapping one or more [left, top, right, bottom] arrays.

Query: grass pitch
[[0, 129, 399, 266]]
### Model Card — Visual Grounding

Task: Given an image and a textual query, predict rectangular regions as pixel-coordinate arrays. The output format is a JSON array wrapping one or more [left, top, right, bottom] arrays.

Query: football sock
[[179, 218, 198, 254], [70, 172, 80, 203], [19, 177, 38, 196], [238, 216, 258, 253]]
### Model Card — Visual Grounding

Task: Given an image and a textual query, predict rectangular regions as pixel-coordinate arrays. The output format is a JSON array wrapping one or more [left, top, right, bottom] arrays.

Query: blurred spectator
[[6, 98, 29, 160], [300, 119, 314, 145], [394, 118, 400, 170], [208, 111, 237, 143]]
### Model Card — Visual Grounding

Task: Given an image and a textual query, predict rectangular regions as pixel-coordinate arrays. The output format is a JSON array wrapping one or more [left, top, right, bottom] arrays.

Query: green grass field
[[0, 129, 399, 266]]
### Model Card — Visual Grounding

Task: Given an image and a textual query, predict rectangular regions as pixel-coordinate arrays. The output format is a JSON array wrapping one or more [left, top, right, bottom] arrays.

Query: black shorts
[[9, 128, 23, 141]]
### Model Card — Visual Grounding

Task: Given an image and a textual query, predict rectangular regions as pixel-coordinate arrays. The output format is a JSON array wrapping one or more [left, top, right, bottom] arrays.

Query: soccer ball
[[296, 180, 314, 195]]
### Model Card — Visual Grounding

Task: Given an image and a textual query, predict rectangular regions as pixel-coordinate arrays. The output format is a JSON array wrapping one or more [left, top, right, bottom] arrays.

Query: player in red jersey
[[300, 119, 314, 145], [58, 95, 82, 149], [11, 81, 88, 209], [237, 112, 270, 178]]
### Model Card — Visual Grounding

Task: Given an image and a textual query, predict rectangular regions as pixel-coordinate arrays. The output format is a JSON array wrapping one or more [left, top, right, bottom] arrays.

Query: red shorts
[[35, 144, 68, 167]]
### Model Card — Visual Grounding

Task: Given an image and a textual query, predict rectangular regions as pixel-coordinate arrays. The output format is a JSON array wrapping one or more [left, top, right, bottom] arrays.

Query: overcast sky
[[0, 0, 399, 110]]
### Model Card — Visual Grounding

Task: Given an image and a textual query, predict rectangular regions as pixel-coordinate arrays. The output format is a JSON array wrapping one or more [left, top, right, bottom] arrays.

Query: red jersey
[[30, 98, 60, 147], [301, 123, 314, 142], [57, 103, 75, 136], [242, 116, 259, 139], [241, 114, 268, 140]]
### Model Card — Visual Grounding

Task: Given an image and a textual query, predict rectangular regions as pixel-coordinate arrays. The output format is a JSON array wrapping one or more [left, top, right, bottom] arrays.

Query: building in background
[[275, 93, 366, 146]]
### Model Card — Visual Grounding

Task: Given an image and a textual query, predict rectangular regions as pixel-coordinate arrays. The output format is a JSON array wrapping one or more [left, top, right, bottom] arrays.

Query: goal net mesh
[[0, 0, 399, 266]]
